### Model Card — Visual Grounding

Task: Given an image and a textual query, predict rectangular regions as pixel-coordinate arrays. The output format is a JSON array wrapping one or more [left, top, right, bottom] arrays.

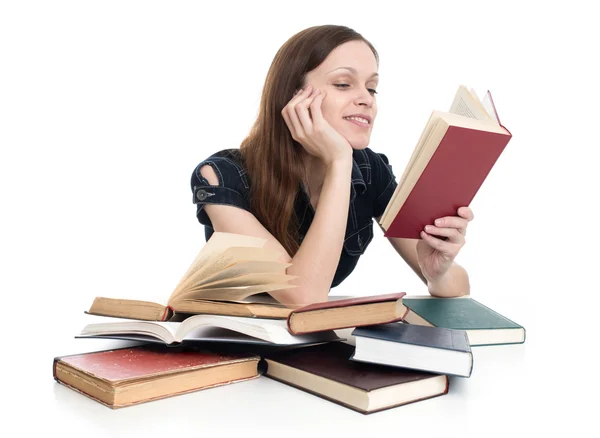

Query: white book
[[77, 314, 341, 346]]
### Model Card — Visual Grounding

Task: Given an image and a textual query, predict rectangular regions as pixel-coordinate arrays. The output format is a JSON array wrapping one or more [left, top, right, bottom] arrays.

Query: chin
[[348, 136, 371, 150]]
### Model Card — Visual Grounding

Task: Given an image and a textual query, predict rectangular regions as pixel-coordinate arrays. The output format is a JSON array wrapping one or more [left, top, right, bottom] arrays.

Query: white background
[[1, 1, 598, 436]]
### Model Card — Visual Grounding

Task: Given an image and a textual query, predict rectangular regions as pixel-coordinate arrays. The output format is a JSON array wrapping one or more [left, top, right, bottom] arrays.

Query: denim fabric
[[190, 147, 398, 288]]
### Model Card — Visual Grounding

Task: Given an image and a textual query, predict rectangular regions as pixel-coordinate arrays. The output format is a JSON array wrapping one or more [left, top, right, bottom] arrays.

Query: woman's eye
[[334, 84, 378, 95]]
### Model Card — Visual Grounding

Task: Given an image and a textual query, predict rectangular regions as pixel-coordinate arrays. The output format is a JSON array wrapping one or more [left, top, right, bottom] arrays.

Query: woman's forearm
[[427, 263, 471, 297], [284, 157, 353, 306]]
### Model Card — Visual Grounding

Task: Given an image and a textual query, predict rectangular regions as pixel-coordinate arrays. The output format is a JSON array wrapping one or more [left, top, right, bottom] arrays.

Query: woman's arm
[[285, 156, 353, 304], [384, 235, 470, 297], [200, 156, 352, 307], [376, 213, 471, 298]]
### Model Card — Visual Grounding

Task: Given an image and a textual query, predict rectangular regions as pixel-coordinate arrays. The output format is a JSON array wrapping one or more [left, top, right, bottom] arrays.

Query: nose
[[355, 88, 374, 108]]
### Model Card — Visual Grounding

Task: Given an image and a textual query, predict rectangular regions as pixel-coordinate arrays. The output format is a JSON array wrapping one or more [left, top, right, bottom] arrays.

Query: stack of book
[[53, 85, 525, 414]]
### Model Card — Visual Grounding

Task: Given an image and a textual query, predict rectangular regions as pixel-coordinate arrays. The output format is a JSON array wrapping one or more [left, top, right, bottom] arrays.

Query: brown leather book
[[286, 293, 408, 334], [53, 345, 260, 408], [263, 342, 449, 414]]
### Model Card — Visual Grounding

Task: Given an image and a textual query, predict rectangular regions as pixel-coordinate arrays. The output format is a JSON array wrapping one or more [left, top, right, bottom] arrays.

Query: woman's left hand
[[417, 206, 474, 282]]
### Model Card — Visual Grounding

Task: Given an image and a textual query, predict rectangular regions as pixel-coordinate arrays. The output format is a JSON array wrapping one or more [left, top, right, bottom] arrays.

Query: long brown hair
[[239, 25, 379, 257]]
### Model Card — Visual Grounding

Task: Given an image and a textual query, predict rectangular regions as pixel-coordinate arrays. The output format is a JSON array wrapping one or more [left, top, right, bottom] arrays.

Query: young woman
[[190, 25, 474, 307]]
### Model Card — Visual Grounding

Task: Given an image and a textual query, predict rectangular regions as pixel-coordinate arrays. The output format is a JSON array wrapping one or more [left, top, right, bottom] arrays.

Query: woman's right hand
[[281, 84, 353, 167]]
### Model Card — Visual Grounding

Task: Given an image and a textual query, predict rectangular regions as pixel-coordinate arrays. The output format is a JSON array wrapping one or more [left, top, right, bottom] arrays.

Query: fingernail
[[435, 219, 442, 226]]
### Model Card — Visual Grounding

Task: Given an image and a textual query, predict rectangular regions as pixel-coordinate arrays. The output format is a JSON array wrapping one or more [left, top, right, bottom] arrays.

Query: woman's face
[[304, 40, 378, 149]]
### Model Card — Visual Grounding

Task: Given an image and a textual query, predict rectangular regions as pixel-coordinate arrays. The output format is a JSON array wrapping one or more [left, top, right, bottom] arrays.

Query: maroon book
[[53, 345, 260, 408], [263, 342, 449, 414], [383, 90, 512, 239], [286, 293, 408, 335]]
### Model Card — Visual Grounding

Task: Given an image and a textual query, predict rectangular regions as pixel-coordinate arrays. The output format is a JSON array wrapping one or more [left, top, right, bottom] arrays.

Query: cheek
[[320, 99, 343, 127]]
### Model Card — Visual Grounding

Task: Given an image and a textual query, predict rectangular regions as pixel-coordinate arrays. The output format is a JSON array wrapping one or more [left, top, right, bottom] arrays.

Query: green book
[[402, 296, 525, 347]]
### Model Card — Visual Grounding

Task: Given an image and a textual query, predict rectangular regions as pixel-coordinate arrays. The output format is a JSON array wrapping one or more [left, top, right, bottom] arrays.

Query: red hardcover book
[[53, 345, 260, 408], [380, 86, 512, 239], [286, 292, 408, 335]]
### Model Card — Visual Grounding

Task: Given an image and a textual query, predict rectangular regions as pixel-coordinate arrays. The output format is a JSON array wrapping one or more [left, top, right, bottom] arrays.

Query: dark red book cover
[[286, 292, 408, 334], [385, 125, 512, 239], [53, 345, 261, 408], [264, 342, 448, 414], [54, 346, 259, 383]]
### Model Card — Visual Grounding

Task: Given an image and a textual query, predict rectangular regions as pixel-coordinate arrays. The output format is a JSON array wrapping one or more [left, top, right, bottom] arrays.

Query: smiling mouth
[[344, 116, 370, 128]]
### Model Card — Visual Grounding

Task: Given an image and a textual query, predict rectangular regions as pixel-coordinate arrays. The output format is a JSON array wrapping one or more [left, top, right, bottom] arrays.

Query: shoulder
[[357, 147, 392, 166], [352, 147, 395, 183], [190, 148, 250, 191]]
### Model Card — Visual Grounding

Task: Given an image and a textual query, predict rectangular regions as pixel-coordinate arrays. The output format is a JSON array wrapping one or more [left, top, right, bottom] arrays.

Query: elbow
[[278, 263, 332, 307], [427, 265, 470, 298], [428, 288, 469, 298], [270, 284, 330, 308]]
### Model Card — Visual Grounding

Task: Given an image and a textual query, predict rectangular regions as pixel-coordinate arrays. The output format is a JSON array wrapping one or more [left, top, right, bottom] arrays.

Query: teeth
[[345, 116, 369, 124]]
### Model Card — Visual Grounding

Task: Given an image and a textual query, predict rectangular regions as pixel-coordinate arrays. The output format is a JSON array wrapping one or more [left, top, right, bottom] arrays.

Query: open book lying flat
[[379, 85, 512, 239], [77, 314, 343, 346]]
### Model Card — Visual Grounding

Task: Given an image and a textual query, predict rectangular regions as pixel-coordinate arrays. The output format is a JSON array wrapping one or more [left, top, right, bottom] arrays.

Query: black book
[[351, 322, 473, 378]]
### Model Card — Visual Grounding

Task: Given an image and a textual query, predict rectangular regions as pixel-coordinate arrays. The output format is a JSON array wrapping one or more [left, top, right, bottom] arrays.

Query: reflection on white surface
[[43, 337, 532, 437]]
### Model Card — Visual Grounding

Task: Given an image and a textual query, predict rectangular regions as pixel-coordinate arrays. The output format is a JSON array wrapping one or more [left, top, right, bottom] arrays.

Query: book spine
[[162, 306, 174, 321], [288, 315, 406, 336], [52, 358, 60, 382]]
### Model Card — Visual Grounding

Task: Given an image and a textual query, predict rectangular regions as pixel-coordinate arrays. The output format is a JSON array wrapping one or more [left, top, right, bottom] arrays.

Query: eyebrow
[[326, 66, 379, 78]]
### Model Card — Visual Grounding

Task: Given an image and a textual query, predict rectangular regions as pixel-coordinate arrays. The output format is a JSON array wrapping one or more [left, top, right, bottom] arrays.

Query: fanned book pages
[[86, 232, 298, 321], [379, 85, 512, 239], [77, 314, 342, 346]]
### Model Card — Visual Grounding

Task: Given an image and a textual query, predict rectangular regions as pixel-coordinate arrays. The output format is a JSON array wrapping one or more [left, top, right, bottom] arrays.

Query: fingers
[[421, 207, 473, 258], [423, 225, 465, 245], [282, 85, 319, 140], [296, 89, 321, 133], [420, 230, 456, 254], [284, 87, 311, 138], [458, 207, 475, 221], [309, 90, 326, 128], [434, 215, 469, 236]]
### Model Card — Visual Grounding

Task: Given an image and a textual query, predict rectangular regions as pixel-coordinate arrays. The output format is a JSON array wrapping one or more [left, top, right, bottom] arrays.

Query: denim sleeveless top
[[190, 147, 398, 289]]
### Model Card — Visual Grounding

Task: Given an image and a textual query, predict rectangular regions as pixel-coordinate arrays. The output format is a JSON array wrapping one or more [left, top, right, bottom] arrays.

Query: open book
[[87, 232, 298, 321], [379, 85, 512, 239], [77, 314, 342, 346]]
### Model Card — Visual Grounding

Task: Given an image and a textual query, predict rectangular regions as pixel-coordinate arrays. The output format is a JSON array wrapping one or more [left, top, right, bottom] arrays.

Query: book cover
[[53, 345, 260, 408], [263, 342, 448, 414], [286, 292, 408, 334], [385, 125, 512, 239], [351, 322, 473, 377], [403, 297, 526, 346]]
